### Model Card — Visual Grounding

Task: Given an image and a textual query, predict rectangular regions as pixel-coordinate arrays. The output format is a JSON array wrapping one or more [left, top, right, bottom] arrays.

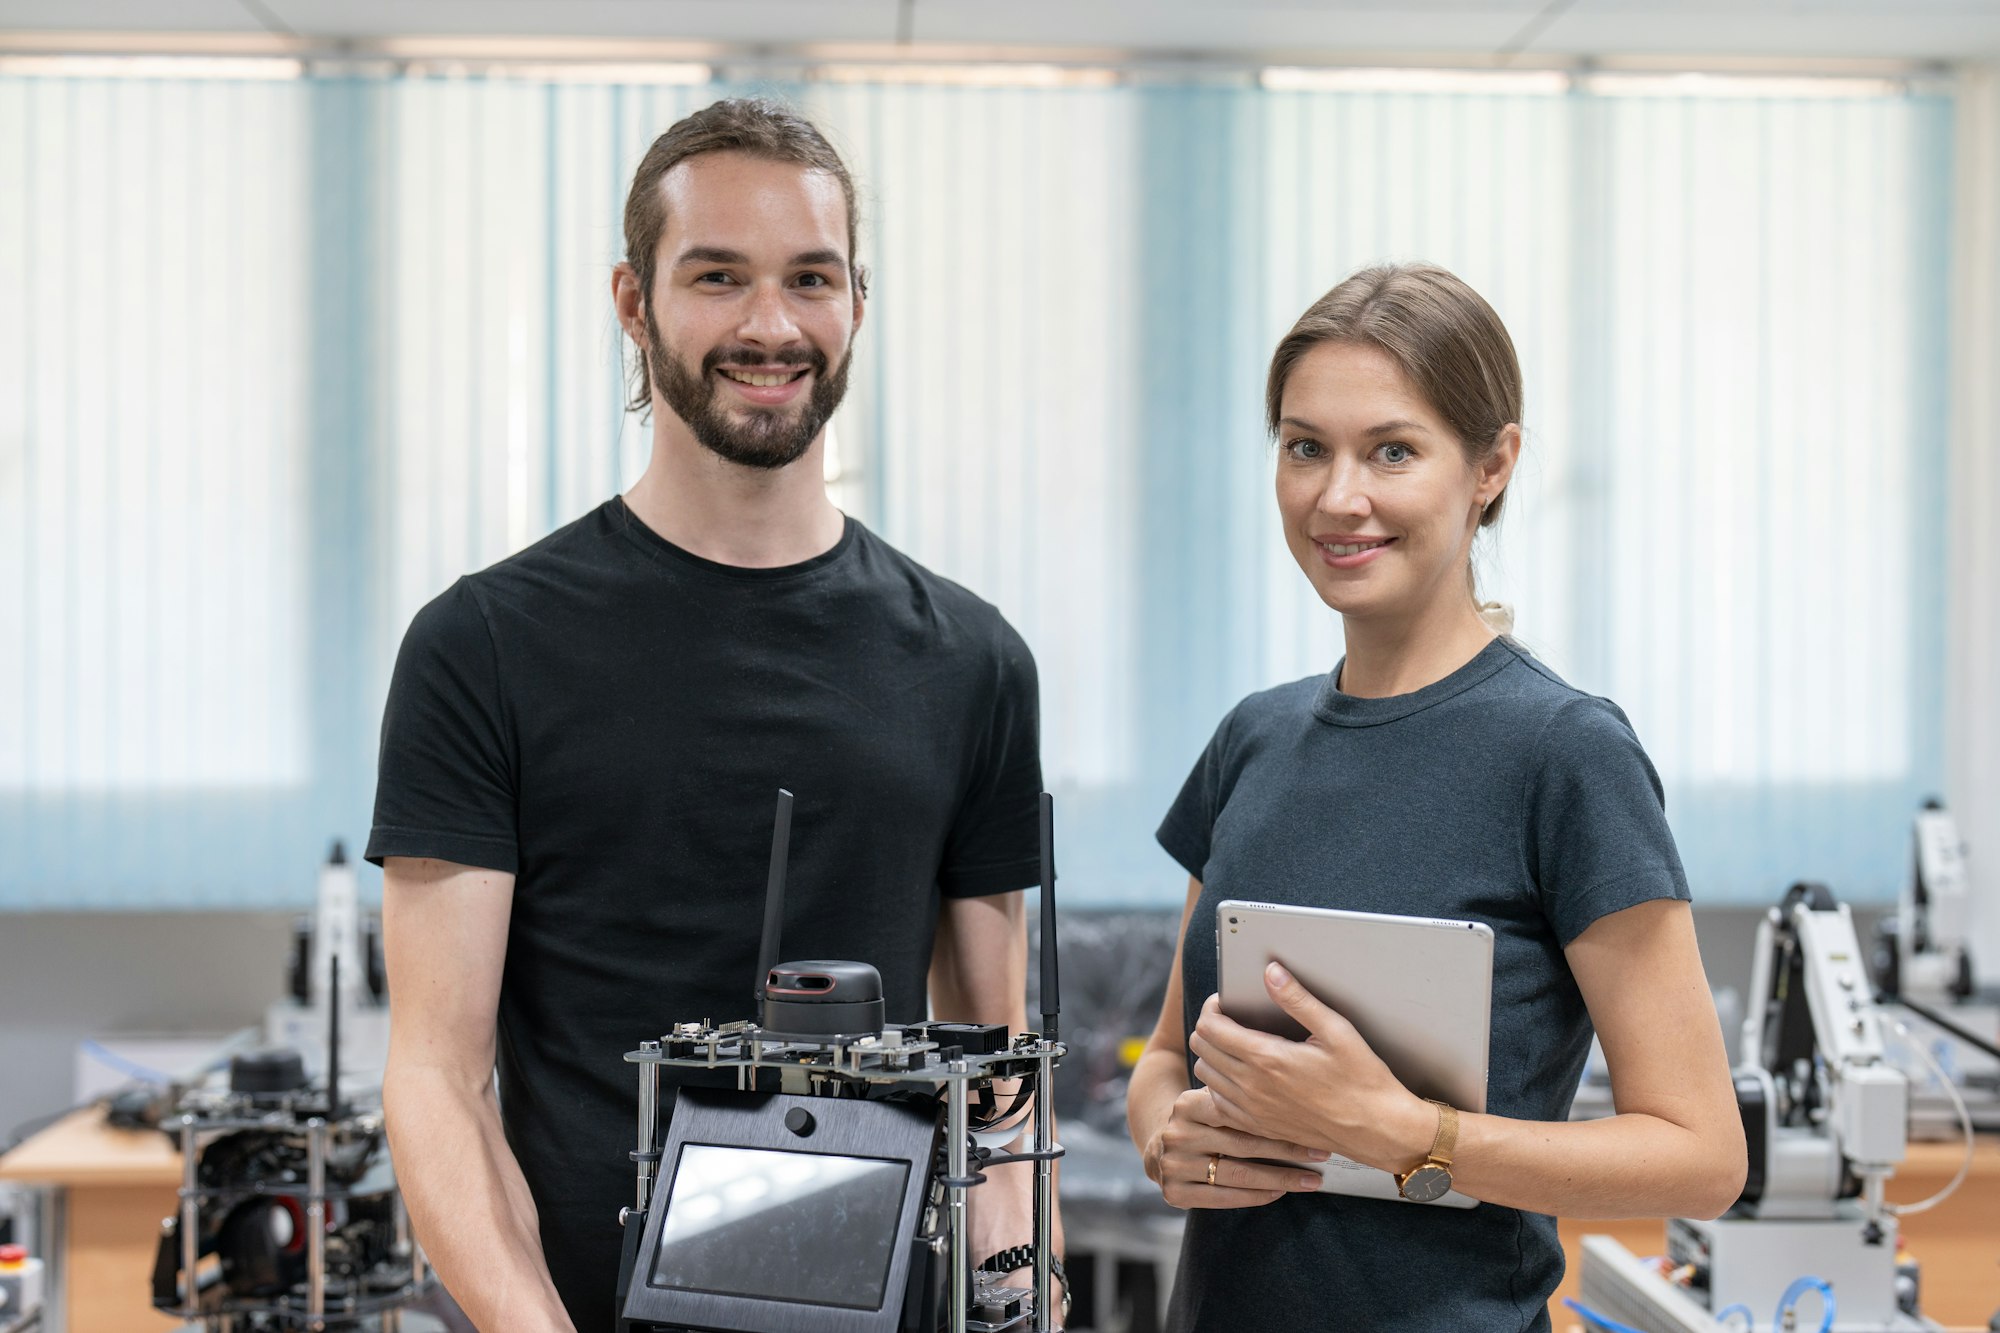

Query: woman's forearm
[[1432, 1104, 1745, 1220], [1126, 1044, 1190, 1172], [1189, 967, 1743, 1221]]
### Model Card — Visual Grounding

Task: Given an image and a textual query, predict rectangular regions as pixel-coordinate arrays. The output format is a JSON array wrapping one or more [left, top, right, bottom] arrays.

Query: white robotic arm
[[1898, 805, 1976, 1001], [1737, 885, 1907, 1225], [1578, 885, 1943, 1332]]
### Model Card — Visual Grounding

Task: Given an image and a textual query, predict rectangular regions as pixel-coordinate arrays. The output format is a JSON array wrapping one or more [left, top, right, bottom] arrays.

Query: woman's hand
[[1141, 1084, 1330, 1209], [1188, 962, 1433, 1174]]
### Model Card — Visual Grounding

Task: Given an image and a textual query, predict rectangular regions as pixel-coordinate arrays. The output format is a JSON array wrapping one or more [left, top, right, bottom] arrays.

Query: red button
[[0, 1243, 25, 1267]]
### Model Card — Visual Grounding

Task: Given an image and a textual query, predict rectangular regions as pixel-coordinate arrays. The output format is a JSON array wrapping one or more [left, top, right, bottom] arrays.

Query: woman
[[1126, 263, 1745, 1331]]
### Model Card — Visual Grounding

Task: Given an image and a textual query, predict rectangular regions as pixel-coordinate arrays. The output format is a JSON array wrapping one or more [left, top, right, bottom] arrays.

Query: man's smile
[[717, 366, 809, 388], [713, 363, 813, 407]]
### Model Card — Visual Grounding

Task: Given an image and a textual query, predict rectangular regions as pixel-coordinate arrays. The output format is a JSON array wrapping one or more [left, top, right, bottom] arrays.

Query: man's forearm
[[384, 1065, 575, 1332], [929, 892, 1065, 1264], [980, 1108, 1066, 1254]]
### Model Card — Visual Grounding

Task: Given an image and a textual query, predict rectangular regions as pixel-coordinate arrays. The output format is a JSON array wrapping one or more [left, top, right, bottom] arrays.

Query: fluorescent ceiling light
[[401, 60, 712, 84], [815, 63, 1119, 88], [1579, 72, 1902, 98], [1261, 67, 1569, 95]]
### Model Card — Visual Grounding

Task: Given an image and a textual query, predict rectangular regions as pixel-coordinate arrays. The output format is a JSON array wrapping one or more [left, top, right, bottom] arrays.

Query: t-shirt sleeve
[[1527, 696, 1691, 945], [1156, 707, 1237, 883], [936, 619, 1044, 899], [364, 578, 520, 874]]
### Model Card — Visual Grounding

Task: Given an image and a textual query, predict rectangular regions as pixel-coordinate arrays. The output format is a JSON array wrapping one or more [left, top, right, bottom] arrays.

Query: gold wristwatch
[[1395, 1100, 1458, 1203]]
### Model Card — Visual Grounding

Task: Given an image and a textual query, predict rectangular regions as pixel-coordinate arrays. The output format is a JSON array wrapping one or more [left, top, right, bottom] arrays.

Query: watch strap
[[976, 1244, 1066, 1287], [976, 1244, 1032, 1274], [1426, 1100, 1458, 1167], [1395, 1101, 1460, 1200]]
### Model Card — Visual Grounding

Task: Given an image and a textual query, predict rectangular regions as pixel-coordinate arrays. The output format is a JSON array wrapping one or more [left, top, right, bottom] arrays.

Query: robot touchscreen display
[[648, 1145, 911, 1311]]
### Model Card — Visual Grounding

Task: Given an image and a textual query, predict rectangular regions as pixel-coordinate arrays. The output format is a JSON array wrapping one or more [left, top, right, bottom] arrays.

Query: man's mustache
[[701, 346, 826, 376]]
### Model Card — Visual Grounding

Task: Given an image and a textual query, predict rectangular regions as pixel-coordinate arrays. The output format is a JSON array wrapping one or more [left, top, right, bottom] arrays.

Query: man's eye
[[696, 271, 735, 285]]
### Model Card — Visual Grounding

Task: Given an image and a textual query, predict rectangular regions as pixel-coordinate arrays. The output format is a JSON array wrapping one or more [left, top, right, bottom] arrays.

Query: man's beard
[[647, 309, 852, 471]]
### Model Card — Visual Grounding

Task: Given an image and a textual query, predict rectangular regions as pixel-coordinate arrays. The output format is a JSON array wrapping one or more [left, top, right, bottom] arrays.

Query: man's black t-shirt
[[366, 497, 1042, 1330]]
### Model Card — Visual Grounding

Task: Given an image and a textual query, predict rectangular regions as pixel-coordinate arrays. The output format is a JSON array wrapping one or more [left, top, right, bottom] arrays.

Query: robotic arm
[[1736, 883, 1908, 1230], [1888, 804, 1977, 1004], [1578, 883, 1947, 1332]]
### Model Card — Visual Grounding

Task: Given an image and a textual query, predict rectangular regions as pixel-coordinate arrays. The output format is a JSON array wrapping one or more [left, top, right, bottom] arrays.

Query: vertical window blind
[[0, 67, 1950, 907]]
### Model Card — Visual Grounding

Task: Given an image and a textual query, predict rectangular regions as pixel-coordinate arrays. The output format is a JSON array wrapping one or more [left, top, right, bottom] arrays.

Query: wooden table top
[[0, 1109, 182, 1188]]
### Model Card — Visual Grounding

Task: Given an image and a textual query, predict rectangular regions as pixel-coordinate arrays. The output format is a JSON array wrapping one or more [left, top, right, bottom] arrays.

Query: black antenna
[[1038, 792, 1060, 1044], [327, 951, 342, 1118], [755, 789, 795, 1006]]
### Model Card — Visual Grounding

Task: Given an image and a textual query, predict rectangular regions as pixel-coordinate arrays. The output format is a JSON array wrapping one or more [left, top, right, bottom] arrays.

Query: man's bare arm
[[929, 891, 1066, 1273], [381, 856, 575, 1332]]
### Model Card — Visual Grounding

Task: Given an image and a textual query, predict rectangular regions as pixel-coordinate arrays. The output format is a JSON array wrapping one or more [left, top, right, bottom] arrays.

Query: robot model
[[613, 791, 1067, 1333]]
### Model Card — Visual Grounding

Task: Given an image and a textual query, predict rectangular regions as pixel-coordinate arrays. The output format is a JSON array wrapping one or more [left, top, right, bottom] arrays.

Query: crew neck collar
[[1312, 636, 1519, 728], [609, 495, 856, 581]]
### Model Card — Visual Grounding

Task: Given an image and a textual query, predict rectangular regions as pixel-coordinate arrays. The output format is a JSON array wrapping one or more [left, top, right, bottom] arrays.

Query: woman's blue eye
[[1287, 439, 1322, 460], [1379, 442, 1413, 464]]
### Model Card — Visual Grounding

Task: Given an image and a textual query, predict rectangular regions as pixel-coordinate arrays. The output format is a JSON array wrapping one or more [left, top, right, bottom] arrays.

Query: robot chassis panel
[[620, 1019, 1067, 1333]]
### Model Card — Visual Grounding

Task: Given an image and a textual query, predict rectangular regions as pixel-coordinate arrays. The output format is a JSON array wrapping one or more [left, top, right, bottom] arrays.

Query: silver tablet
[[1214, 899, 1494, 1208]]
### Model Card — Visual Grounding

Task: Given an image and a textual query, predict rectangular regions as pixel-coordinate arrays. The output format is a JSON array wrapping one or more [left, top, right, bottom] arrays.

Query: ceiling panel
[[265, 0, 905, 41], [0, 0, 257, 31], [1536, 6, 2000, 56], [2, 0, 1996, 58], [1576, 0, 1996, 10], [913, 0, 1542, 11], [911, 3, 1542, 53]]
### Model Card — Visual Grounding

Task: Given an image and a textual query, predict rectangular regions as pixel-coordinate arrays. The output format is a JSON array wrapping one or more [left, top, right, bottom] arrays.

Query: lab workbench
[[0, 1109, 182, 1333], [1556, 1138, 2000, 1331], [2, 1106, 1991, 1332]]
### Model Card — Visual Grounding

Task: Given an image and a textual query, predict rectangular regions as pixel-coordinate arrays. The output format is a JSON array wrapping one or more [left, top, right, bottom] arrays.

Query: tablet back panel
[[1215, 900, 1495, 1205]]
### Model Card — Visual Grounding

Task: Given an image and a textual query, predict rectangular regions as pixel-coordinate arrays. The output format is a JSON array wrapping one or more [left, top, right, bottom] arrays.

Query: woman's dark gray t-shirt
[[1156, 636, 1690, 1333]]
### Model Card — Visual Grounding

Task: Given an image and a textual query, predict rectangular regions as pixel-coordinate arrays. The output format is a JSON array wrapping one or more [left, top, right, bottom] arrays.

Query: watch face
[[1399, 1164, 1451, 1203]]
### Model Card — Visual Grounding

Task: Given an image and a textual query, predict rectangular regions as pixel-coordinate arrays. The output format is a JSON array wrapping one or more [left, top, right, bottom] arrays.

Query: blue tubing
[[80, 1037, 171, 1085], [1562, 1296, 1653, 1333], [1775, 1276, 1836, 1333]]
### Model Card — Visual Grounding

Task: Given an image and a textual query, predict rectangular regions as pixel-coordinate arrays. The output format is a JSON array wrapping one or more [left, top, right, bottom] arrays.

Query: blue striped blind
[[0, 69, 1950, 907]]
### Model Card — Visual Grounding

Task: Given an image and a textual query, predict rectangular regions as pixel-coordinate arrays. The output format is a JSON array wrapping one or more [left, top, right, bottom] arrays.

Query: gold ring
[[1206, 1154, 1219, 1186]]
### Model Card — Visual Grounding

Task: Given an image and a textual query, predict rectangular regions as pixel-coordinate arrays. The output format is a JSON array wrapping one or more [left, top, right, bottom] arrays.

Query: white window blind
[[0, 68, 1951, 907]]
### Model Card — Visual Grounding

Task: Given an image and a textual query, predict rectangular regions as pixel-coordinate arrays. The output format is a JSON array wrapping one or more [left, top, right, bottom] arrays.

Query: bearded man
[[369, 98, 1054, 1331]]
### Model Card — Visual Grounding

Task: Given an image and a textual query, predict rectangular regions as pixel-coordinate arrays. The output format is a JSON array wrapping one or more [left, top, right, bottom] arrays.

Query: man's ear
[[612, 263, 646, 344], [849, 263, 868, 340]]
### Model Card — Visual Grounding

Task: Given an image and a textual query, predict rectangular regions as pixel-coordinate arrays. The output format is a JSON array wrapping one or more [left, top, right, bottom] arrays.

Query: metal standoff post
[[177, 1115, 199, 1316], [1035, 1044, 1057, 1332], [946, 1065, 971, 1333], [306, 1116, 328, 1330], [636, 1040, 661, 1210]]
